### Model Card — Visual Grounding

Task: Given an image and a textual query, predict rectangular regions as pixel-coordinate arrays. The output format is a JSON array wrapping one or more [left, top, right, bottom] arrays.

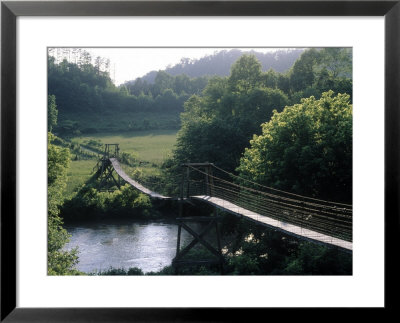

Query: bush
[[61, 184, 152, 220], [92, 267, 144, 275]]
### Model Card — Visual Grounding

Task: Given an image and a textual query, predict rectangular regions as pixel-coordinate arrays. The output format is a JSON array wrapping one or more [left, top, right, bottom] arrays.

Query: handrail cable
[[212, 164, 352, 208]]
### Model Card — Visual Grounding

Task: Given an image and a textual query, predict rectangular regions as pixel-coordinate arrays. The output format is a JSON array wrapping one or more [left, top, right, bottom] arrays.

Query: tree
[[261, 69, 279, 88], [237, 91, 352, 203], [288, 48, 352, 103], [282, 242, 352, 274], [48, 95, 58, 132], [48, 132, 80, 275], [173, 74, 191, 95], [289, 48, 320, 92], [153, 71, 174, 96], [317, 48, 352, 78], [228, 54, 262, 92]]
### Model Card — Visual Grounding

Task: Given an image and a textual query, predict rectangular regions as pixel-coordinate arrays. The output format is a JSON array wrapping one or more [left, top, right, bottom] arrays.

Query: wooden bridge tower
[[95, 144, 121, 191], [172, 163, 225, 274]]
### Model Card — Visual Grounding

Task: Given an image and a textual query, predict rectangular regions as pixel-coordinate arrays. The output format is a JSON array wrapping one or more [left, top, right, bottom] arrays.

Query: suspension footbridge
[[100, 144, 352, 252]]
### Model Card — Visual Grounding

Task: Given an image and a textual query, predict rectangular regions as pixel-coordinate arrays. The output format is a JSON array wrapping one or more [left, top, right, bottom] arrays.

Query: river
[[64, 219, 201, 274]]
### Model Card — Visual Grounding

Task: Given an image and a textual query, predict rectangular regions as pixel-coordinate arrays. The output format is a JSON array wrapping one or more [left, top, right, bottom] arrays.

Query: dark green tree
[[48, 94, 58, 132], [288, 48, 352, 103], [289, 48, 320, 92], [228, 54, 262, 92]]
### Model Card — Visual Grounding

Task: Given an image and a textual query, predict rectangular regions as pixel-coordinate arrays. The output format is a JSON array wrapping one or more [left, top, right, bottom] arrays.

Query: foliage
[[92, 267, 144, 275], [120, 151, 138, 167], [219, 217, 296, 275], [282, 242, 352, 275], [216, 214, 351, 275], [61, 184, 152, 221], [171, 55, 289, 174], [48, 95, 58, 132], [237, 91, 352, 203], [146, 247, 223, 276], [48, 132, 80, 275], [228, 54, 263, 91], [288, 48, 352, 103]]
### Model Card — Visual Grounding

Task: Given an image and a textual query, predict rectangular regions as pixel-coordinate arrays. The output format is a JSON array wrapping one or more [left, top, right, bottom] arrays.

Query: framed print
[[1, 0, 399, 321]]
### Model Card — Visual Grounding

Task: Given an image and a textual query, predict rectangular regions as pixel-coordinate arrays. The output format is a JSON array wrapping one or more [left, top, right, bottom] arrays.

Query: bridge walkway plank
[[191, 195, 352, 251]]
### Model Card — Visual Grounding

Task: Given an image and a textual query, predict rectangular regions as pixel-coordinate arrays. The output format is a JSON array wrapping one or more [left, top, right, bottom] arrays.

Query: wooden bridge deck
[[110, 158, 170, 200], [191, 195, 352, 251]]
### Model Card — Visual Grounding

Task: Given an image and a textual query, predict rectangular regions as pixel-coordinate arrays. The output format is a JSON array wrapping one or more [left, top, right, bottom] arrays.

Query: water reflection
[[64, 220, 200, 274]]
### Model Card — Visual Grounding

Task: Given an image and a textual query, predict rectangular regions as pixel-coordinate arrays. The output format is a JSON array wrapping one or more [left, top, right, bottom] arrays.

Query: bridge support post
[[96, 144, 121, 191], [214, 207, 223, 274], [172, 213, 225, 275], [173, 163, 224, 274], [98, 160, 121, 191], [205, 165, 214, 196]]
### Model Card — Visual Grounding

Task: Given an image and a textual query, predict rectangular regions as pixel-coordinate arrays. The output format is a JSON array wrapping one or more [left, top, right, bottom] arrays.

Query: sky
[[51, 47, 285, 85]]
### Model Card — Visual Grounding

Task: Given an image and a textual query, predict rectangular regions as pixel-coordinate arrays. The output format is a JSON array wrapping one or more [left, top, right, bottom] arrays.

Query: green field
[[65, 160, 97, 196], [72, 129, 178, 164], [65, 130, 178, 196]]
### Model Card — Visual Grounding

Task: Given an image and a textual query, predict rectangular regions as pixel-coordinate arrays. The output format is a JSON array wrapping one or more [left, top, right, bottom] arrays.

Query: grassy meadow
[[65, 160, 97, 196], [72, 129, 178, 164]]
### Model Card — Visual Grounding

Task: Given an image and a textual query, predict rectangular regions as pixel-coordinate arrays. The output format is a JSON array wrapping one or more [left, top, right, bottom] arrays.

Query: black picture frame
[[1, 1, 399, 321]]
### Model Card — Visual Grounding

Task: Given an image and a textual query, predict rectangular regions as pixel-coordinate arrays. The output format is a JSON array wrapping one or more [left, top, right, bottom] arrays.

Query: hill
[[137, 48, 304, 83]]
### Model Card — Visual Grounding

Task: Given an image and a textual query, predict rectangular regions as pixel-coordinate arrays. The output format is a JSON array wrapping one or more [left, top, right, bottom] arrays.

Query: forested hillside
[[138, 48, 304, 82], [48, 56, 208, 136]]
